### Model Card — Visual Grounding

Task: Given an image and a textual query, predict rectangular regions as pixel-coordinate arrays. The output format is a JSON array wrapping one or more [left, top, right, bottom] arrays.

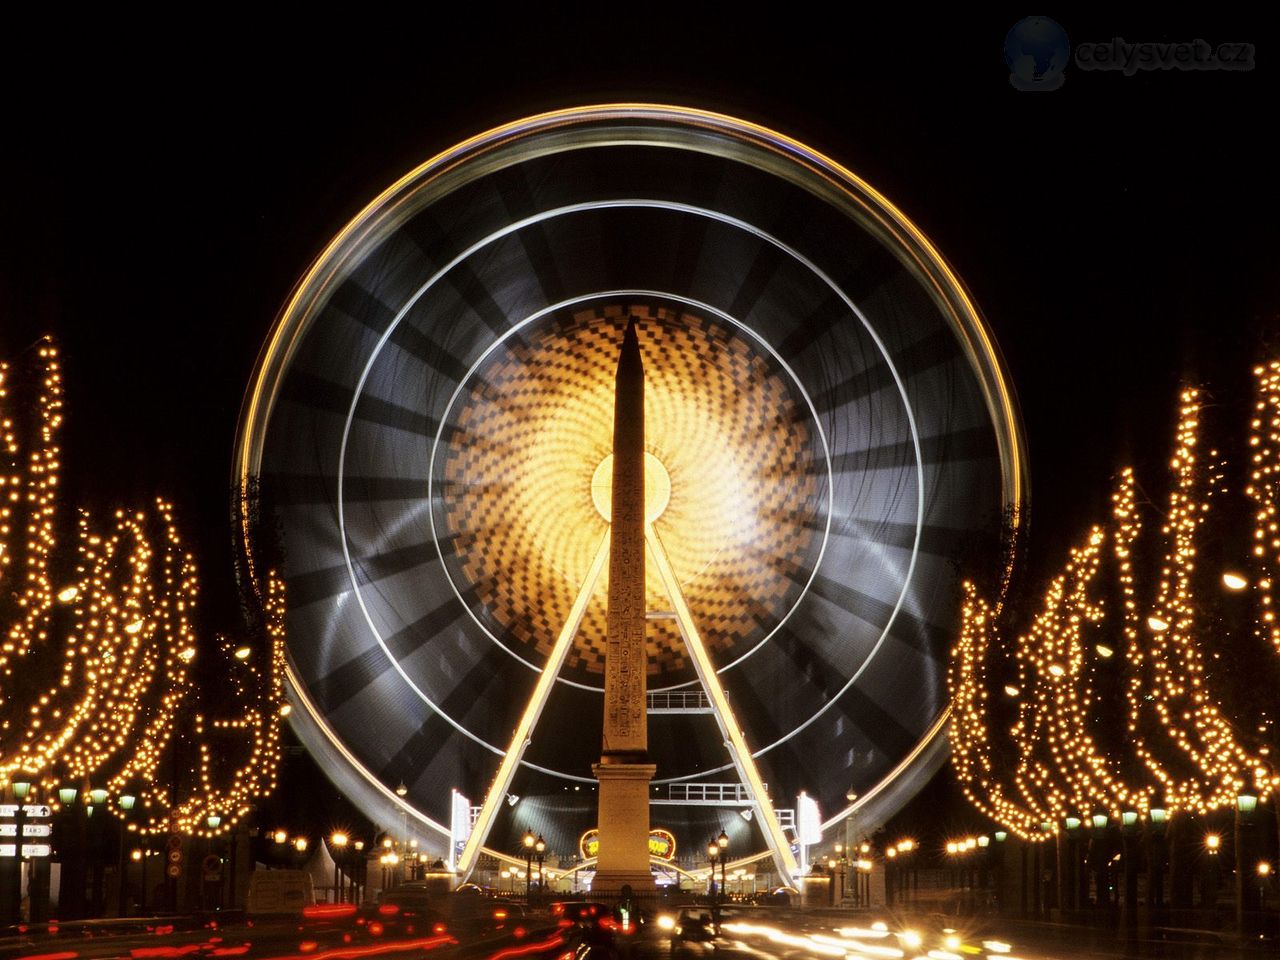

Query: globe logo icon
[[1005, 16, 1070, 91]]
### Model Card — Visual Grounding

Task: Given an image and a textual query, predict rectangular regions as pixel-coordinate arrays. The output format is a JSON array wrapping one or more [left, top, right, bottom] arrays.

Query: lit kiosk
[[591, 319, 657, 893]]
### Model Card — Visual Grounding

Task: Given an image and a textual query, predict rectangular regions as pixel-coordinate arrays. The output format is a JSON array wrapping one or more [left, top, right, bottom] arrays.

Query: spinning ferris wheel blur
[[234, 105, 1025, 868]]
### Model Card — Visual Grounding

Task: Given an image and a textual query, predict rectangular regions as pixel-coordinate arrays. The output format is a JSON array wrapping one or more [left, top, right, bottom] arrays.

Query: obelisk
[[592, 319, 657, 893]]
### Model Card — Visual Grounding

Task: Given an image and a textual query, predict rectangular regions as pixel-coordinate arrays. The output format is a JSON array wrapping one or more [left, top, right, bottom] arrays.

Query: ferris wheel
[[234, 104, 1025, 872]]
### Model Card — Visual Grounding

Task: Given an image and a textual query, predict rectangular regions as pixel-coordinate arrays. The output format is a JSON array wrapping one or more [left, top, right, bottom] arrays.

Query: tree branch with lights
[[0, 338, 287, 837], [949, 368, 1279, 838]]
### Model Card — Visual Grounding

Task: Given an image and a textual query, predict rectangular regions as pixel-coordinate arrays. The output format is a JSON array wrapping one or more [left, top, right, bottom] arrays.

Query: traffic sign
[[167, 834, 183, 851], [0, 843, 51, 858], [168, 849, 182, 864], [166, 864, 181, 879], [0, 804, 52, 818], [0, 824, 52, 837]]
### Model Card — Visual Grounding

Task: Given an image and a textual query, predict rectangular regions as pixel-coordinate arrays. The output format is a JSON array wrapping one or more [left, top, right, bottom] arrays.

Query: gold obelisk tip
[[617, 317, 642, 378]]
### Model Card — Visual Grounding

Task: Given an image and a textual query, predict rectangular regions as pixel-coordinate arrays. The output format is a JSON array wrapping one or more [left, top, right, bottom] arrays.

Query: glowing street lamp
[[1222, 572, 1248, 591], [523, 832, 536, 904], [535, 835, 546, 898], [707, 840, 722, 900], [715, 830, 729, 898], [331, 831, 349, 903]]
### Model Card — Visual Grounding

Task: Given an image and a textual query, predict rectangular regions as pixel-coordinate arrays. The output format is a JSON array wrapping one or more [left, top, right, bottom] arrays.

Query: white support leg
[[645, 522, 800, 882], [456, 531, 611, 881]]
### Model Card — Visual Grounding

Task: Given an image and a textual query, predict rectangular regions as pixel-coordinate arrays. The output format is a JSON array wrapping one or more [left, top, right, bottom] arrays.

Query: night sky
[[2, 13, 1276, 836]]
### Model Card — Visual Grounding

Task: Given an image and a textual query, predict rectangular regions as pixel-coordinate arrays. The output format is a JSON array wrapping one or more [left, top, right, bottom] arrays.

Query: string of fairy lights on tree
[[0, 337, 288, 836], [1248, 361, 1280, 654], [949, 367, 1279, 838], [1121, 391, 1265, 812], [1010, 524, 1151, 822], [949, 582, 1047, 839], [0, 341, 61, 678]]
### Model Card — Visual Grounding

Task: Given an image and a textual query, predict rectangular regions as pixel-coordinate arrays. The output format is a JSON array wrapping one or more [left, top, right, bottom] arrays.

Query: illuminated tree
[[0, 338, 287, 836], [950, 368, 1279, 836]]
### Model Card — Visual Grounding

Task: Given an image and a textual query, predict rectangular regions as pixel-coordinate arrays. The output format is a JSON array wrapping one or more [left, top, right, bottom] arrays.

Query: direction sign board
[[0, 843, 51, 857], [0, 804, 52, 818], [0, 823, 52, 837]]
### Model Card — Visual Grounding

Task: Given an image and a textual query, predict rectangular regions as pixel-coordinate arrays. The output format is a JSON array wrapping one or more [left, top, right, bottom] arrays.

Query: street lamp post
[[707, 842, 720, 902], [885, 846, 897, 907], [2, 781, 32, 923], [717, 831, 728, 900], [331, 832, 348, 903], [205, 813, 223, 912], [833, 844, 848, 903], [523, 832, 535, 905], [116, 792, 137, 917], [1258, 861, 1272, 927], [86, 786, 110, 916], [353, 840, 365, 904], [395, 783, 409, 886], [843, 790, 857, 904], [534, 835, 546, 902], [54, 784, 85, 919]]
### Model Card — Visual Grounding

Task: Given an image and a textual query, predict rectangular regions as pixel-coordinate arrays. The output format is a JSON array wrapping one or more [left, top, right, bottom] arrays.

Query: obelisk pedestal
[[592, 319, 656, 894]]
